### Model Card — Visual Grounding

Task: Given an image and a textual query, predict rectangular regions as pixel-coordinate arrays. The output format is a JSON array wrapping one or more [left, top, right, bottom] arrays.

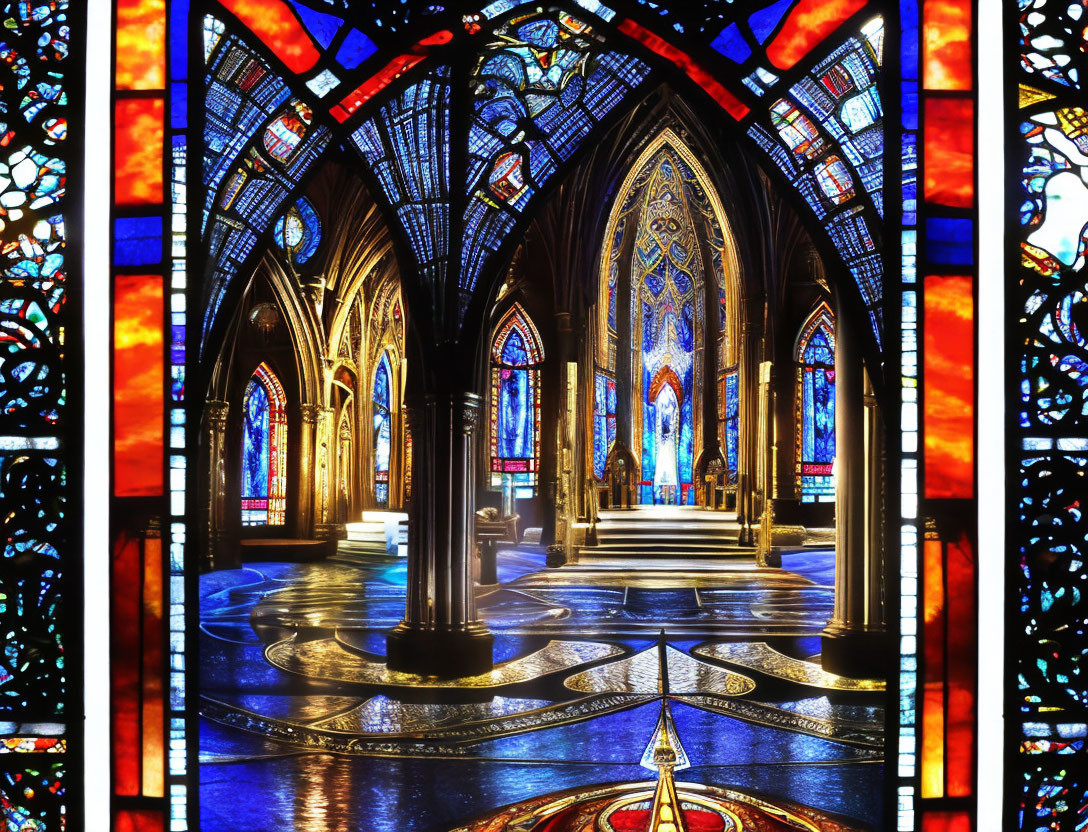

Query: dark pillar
[[822, 294, 885, 674], [387, 393, 494, 676], [203, 400, 230, 570]]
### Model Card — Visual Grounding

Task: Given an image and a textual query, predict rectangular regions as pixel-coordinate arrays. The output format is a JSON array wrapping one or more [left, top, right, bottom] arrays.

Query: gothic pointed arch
[[241, 362, 289, 526], [596, 128, 741, 370], [794, 301, 836, 502], [489, 303, 545, 497]]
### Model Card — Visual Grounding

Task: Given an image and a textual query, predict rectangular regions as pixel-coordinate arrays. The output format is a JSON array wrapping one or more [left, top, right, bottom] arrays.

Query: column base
[[386, 622, 494, 677], [820, 627, 890, 678]]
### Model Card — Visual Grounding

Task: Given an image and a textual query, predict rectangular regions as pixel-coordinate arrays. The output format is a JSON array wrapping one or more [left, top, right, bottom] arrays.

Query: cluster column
[[822, 293, 886, 674], [386, 393, 494, 676]]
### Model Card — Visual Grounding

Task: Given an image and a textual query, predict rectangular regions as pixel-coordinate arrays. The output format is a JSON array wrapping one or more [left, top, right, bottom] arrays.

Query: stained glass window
[[593, 371, 617, 480], [490, 305, 543, 497], [795, 305, 835, 502], [724, 370, 739, 484], [373, 353, 392, 507], [241, 363, 287, 525]]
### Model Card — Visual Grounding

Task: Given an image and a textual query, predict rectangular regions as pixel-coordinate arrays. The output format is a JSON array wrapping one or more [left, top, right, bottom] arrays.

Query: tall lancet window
[[490, 304, 544, 499], [241, 362, 288, 526], [795, 303, 836, 502], [373, 353, 393, 508]]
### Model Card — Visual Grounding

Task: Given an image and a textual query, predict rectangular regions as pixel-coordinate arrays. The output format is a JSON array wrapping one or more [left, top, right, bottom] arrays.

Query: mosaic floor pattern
[[199, 546, 886, 831]]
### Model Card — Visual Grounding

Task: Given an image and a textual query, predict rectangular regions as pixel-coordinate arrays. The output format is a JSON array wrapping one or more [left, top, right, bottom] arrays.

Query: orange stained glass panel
[[766, 0, 868, 71], [922, 811, 972, 832], [924, 98, 974, 208], [923, 275, 974, 499], [921, 538, 945, 799], [111, 533, 142, 796], [115, 0, 166, 90], [141, 534, 165, 797], [923, 0, 972, 90], [114, 275, 164, 496], [945, 533, 976, 797], [115, 99, 164, 204], [217, 0, 320, 74]]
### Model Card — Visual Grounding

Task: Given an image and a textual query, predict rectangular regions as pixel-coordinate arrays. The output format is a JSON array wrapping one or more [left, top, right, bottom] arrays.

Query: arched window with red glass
[[241, 362, 288, 526], [490, 304, 544, 499], [795, 303, 836, 503]]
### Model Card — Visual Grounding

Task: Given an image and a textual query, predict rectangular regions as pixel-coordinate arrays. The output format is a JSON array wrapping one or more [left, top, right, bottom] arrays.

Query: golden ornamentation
[[693, 642, 885, 691], [1018, 83, 1056, 109], [265, 637, 623, 688], [563, 644, 755, 696]]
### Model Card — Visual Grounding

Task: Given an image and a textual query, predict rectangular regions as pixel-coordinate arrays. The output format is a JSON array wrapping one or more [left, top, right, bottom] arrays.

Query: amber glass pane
[[921, 538, 945, 798], [141, 534, 165, 797], [115, 0, 165, 90], [923, 0, 972, 90]]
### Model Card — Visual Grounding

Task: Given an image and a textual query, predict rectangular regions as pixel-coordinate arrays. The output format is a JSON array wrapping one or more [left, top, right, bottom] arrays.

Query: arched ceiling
[[198, 0, 888, 384]]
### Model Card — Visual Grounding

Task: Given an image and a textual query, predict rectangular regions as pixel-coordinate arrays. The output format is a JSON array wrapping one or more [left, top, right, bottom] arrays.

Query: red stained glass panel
[[923, 275, 974, 499], [924, 98, 974, 208], [217, 0, 320, 74], [114, 275, 164, 496], [114, 99, 164, 204], [766, 0, 868, 71]]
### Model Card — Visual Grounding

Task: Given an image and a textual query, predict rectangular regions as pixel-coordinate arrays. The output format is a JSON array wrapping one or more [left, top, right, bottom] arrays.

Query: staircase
[[587, 506, 753, 559], [335, 510, 408, 562]]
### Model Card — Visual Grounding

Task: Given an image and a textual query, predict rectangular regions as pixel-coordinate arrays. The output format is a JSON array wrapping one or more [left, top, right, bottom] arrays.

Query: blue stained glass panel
[[497, 368, 531, 459], [115, 217, 163, 266], [925, 217, 974, 265], [241, 379, 270, 523], [373, 358, 392, 507], [710, 23, 751, 63], [170, 0, 189, 80], [749, 0, 794, 44], [289, 0, 343, 49], [336, 28, 378, 69], [725, 371, 739, 483]]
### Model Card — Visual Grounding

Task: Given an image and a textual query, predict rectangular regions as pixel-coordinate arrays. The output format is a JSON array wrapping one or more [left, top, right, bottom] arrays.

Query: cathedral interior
[[195, 11, 891, 831]]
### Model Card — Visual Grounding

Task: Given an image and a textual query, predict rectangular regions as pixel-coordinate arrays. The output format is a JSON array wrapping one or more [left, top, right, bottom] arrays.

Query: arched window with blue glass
[[241, 362, 288, 526], [795, 303, 836, 502], [490, 304, 545, 499], [372, 352, 394, 508]]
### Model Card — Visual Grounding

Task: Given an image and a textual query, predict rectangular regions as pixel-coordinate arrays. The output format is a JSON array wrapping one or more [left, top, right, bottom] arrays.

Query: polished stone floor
[[199, 544, 886, 831]]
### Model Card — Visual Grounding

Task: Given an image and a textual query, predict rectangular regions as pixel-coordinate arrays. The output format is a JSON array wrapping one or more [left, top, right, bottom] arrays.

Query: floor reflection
[[199, 545, 886, 831]]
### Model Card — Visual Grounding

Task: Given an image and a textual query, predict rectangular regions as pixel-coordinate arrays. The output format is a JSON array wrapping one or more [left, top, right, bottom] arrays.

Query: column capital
[[300, 403, 322, 424], [206, 400, 229, 426]]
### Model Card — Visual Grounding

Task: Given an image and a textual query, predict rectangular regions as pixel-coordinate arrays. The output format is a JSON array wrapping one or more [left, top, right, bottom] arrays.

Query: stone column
[[312, 405, 343, 541], [756, 361, 780, 567], [863, 371, 886, 632], [297, 404, 319, 536], [204, 400, 230, 571], [822, 295, 885, 674], [387, 393, 494, 676], [737, 296, 762, 544]]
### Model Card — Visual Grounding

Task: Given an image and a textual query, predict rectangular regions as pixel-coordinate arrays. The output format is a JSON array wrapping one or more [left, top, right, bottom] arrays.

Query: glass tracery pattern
[[593, 370, 617, 480], [489, 305, 543, 497], [1013, 3, 1088, 827], [463, 8, 651, 310], [0, 0, 75, 824], [794, 305, 836, 502], [241, 363, 288, 526], [748, 18, 886, 343]]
